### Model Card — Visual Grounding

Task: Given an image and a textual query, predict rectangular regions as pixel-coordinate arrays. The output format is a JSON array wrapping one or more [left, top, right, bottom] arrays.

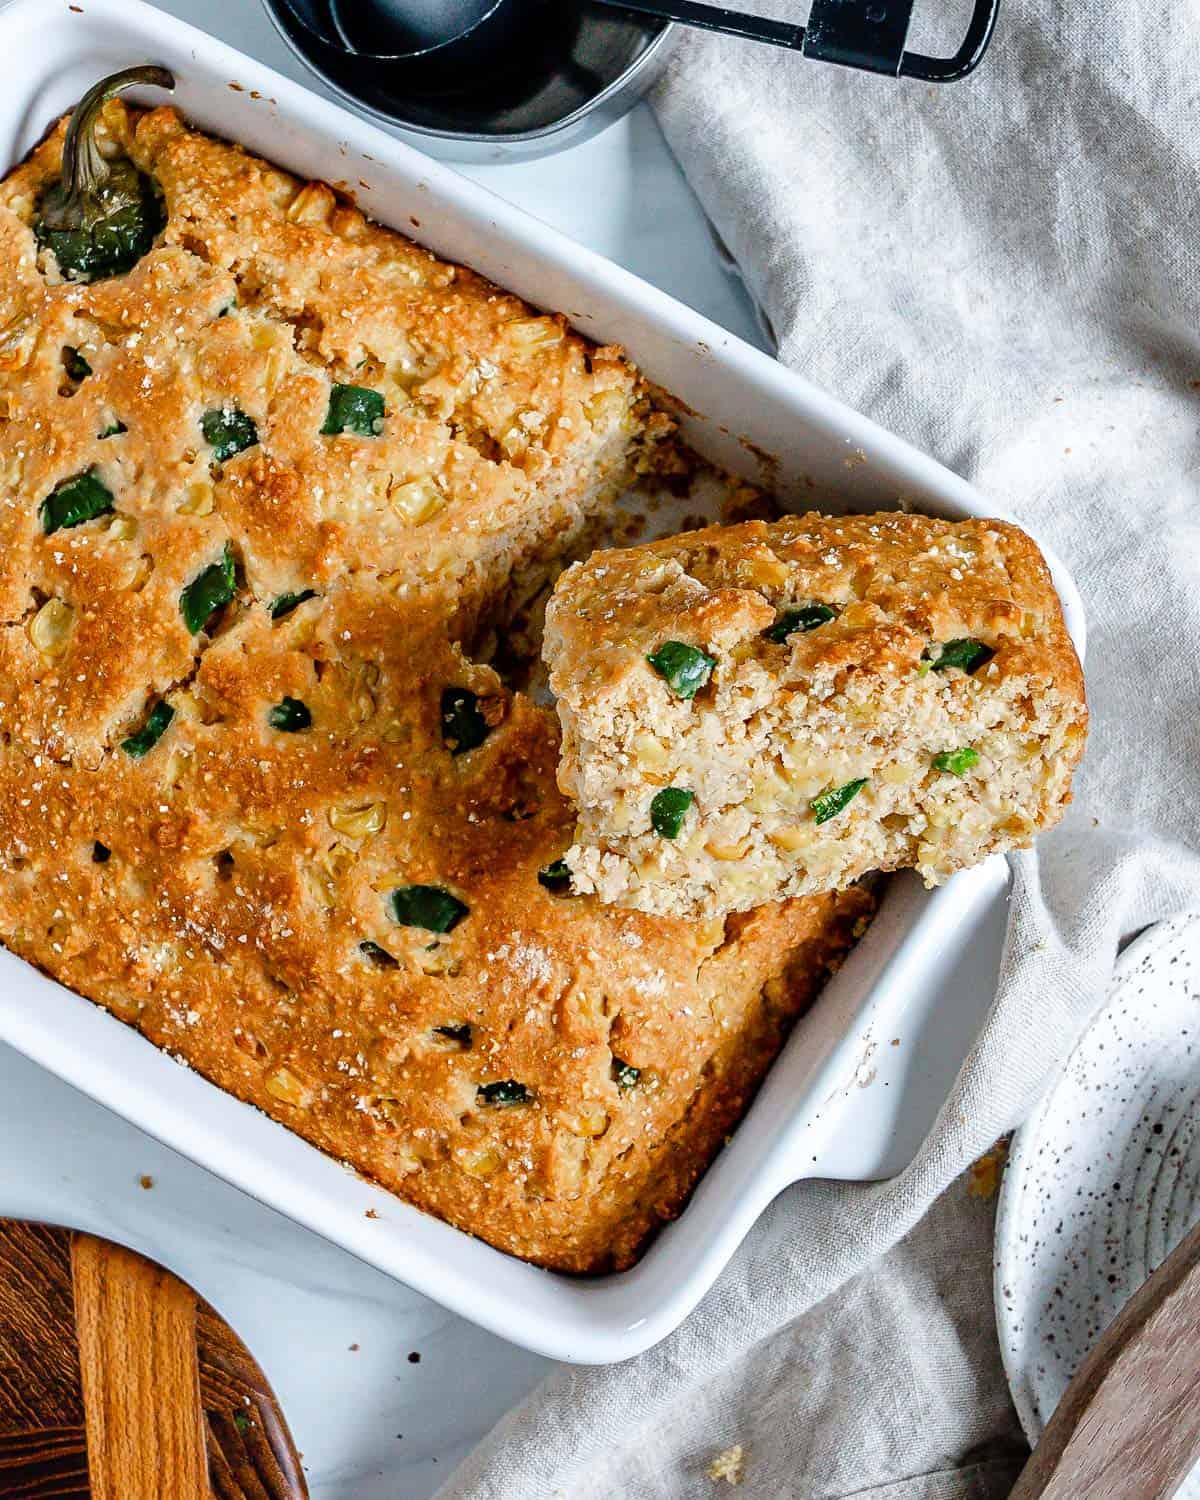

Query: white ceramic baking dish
[[0, 0, 1086, 1364]]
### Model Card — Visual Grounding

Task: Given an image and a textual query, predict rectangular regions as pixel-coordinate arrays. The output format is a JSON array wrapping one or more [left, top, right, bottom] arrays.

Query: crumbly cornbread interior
[[547, 513, 1087, 920], [0, 102, 873, 1273]]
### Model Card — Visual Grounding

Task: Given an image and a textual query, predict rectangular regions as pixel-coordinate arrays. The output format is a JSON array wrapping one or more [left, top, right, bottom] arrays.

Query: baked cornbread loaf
[[0, 93, 874, 1273], [546, 513, 1087, 919]]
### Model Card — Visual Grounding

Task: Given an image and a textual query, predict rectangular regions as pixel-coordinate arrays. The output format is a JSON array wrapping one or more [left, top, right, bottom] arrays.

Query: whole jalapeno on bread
[[35, 65, 174, 281]]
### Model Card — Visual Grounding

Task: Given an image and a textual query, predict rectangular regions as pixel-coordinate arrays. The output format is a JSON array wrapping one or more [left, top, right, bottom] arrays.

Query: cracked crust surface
[[0, 103, 872, 1273], [546, 512, 1087, 919]]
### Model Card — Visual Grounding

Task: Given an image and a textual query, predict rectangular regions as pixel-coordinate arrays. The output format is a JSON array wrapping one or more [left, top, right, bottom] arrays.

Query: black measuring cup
[[281, 0, 999, 85], [263, 0, 999, 160]]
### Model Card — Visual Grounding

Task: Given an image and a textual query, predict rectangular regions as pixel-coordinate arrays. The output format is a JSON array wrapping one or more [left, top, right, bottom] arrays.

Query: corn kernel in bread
[[545, 512, 1087, 919], [0, 102, 872, 1273]]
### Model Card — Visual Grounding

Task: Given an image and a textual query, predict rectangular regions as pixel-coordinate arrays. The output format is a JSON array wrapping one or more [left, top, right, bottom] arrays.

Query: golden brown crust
[[0, 104, 872, 1272], [549, 512, 1086, 710]]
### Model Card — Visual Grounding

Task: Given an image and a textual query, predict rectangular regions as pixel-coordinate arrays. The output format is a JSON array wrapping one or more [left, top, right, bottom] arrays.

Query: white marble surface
[[0, 3, 764, 1495]]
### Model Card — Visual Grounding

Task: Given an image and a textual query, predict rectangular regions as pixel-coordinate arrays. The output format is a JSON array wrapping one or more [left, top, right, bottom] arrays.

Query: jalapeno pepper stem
[[60, 65, 174, 208]]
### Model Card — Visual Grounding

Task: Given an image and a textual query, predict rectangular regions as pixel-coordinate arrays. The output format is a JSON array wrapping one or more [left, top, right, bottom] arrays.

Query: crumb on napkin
[[708, 1444, 746, 1485]]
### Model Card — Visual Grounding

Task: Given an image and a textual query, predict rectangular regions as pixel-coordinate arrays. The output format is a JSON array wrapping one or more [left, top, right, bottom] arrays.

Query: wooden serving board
[[0, 1219, 307, 1499], [1011, 1213, 1200, 1500]]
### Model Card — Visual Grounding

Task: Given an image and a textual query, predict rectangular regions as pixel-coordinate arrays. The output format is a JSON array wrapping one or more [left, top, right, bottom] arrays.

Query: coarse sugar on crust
[[0, 101, 873, 1272], [546, 511, 1087, 920]]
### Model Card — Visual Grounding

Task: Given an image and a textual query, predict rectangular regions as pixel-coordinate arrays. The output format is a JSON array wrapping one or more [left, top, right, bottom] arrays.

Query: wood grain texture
[[1012, 1215, 1200, 1500], [194, 1301, 308, 1500], [0, 1220, 307, 1499], [72, 1234, 208, 1500]]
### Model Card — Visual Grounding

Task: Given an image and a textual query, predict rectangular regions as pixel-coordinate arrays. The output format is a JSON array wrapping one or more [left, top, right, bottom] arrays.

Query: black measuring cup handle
[[896, 0, 1000, 81], [804, 0, 1002, 81], [602, 0, 1000, 81]]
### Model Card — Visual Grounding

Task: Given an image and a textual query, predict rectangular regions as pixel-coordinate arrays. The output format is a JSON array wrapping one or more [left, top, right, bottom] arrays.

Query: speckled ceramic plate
[[995, 911, 1200, 1492]]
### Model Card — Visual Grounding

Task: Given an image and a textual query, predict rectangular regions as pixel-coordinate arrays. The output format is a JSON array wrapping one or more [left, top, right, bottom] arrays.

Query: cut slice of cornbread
[[545, 511, 1087, 919]]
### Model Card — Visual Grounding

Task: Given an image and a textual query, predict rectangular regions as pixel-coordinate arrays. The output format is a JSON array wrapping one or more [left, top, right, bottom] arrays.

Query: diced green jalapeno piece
[[359, 939, 398, 968], [269, 589, 316, 621], [33, 67, 172, 282], [537, 859, 572, 894], [650, 787, 694, 839], [926, 638, 994, 675], [180, 543, 236, 633], [201, 405, 258, 462], [268, 697, 311, 733], [99, 419, 127, 439], [612, 1059, 641, 1090], [322, 383, 385, 437], [477, 1080, 531, 1108], [763, 603, 836, 643], [62, 345, 92, 380], [389, 884, 468, 933], [121, 699, 174, 758], [92, 840, 111, 863], [646, 641, 716, 699], [434, 1023, 472, 1047], [441, 688, 490, 755], [232, 1411, 252, 1436], [931, 747, 981, 776], [40, 469, 114, 533], [811, 778, 868, 825]]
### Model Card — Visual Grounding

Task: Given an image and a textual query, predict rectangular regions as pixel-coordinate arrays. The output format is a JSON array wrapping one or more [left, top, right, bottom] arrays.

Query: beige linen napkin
[[438, 1, 1200, 1493]]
